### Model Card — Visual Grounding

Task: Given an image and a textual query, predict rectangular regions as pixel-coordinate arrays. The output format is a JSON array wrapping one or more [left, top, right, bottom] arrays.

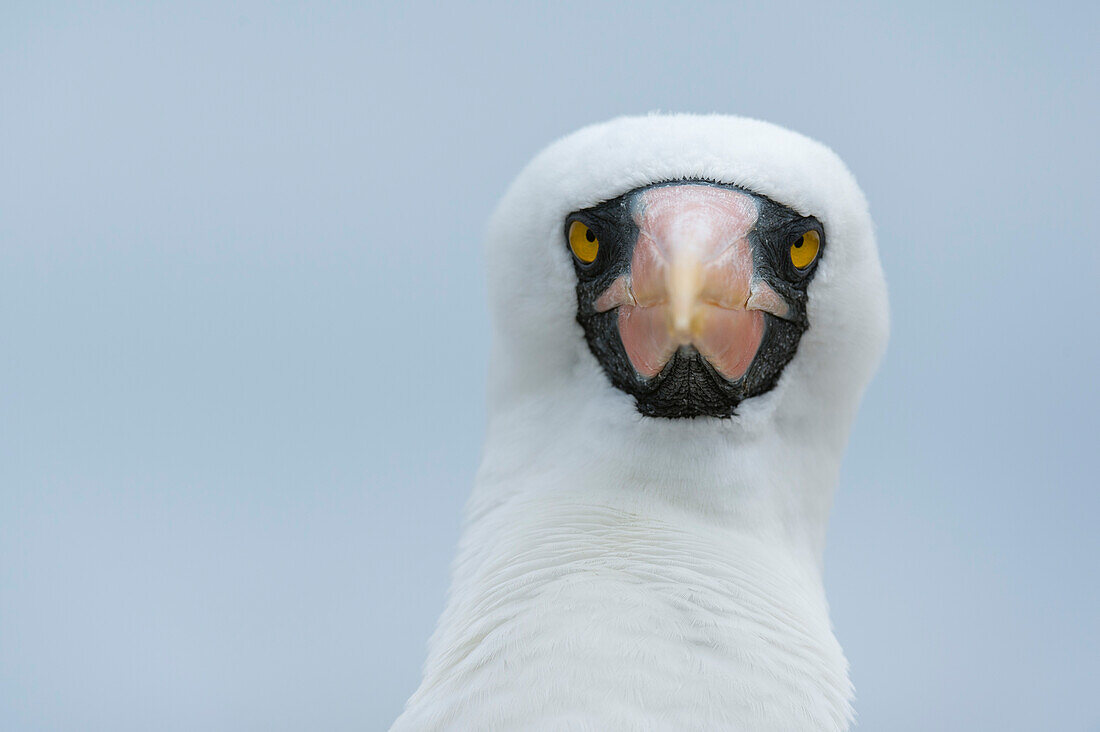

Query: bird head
[[567, 180, 824, 418], [482, 115, 887, 497]]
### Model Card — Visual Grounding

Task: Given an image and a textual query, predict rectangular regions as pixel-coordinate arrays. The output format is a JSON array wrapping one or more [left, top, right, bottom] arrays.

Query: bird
[[391, 114, 889, 731]]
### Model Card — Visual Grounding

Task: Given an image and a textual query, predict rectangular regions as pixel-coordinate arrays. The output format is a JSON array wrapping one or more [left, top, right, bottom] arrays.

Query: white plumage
[[393, 114, 889, 730]]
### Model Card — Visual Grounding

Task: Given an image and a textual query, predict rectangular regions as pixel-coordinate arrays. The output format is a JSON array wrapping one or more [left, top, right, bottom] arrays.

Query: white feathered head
[[482, 114, 887, 513]]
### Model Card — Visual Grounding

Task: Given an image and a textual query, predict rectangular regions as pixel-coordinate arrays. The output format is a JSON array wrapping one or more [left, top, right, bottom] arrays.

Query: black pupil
[[585, 228, 596, 242], [794, 236, 804, 248]]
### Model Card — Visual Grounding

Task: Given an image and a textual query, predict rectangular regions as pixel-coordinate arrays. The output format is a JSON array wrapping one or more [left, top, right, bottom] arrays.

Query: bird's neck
[[399, 453, 853, 730]]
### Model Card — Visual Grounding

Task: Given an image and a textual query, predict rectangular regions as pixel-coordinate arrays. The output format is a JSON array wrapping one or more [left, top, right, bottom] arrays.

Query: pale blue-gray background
[[2, 1, 1097, 730]]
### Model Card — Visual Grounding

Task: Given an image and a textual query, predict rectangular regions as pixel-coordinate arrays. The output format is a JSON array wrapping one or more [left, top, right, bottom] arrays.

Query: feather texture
[[393, 114, 888, 730]]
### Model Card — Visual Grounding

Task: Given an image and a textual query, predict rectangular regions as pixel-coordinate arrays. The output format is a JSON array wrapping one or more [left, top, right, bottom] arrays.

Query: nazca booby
[[393, 114, 889, 731]]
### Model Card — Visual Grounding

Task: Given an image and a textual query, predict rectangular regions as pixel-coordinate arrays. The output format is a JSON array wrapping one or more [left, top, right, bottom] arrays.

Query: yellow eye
[[568, 221, 599, 264], [790, 229, 820, 270]]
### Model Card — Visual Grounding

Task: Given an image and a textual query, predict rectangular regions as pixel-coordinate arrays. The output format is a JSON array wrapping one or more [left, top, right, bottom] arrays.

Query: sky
[[1, 1, 1098, 730]]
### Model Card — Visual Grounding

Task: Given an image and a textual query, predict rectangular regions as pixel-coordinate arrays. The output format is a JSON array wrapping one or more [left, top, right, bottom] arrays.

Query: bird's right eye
[[568, 221, 599, 264]]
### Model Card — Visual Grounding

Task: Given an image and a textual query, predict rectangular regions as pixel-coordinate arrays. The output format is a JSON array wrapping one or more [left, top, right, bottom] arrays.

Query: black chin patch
[[636, 348, 733, 418], [580, 310, 806, 418], [567, 180, 823, 420]]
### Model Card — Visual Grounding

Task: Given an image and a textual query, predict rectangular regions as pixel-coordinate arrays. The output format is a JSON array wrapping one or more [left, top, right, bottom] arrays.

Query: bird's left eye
[[790, 230, 820, 270], [568, 221, 600, 264]]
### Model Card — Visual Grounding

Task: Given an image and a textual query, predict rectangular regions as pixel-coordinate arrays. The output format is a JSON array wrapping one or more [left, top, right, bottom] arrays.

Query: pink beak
[[594, 184, 790, 380]]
